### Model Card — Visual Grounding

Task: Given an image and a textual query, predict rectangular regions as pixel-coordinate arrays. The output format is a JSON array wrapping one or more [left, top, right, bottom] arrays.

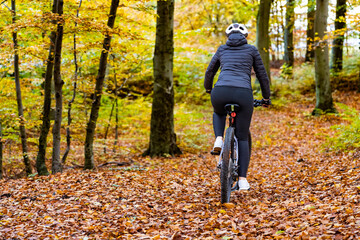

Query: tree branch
[[1, 0, 11, 11]]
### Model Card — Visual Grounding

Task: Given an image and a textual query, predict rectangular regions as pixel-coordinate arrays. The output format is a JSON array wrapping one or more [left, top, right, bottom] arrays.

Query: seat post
[[224, 104, 240, 127]]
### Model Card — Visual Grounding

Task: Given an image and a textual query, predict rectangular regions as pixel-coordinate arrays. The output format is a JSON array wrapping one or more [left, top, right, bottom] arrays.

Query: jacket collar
[[226, 33, 247, 47]]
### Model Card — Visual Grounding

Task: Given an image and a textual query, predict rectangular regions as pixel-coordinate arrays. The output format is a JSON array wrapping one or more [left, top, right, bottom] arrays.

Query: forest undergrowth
[[0, 91, 360, 239]]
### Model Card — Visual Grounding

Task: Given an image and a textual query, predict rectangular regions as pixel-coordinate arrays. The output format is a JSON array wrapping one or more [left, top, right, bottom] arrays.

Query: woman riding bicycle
[[204, 23, 271, 190]]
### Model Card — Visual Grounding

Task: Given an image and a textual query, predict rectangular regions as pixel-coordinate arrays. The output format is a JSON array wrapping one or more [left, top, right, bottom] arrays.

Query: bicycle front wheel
[[220, 127, 235, 203]]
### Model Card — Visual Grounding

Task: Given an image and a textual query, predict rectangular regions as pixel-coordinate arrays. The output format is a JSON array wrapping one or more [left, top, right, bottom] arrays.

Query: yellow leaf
[[345, 208, 353, 214], [223, 203, 235, 209], [219, 209, 226, 214]]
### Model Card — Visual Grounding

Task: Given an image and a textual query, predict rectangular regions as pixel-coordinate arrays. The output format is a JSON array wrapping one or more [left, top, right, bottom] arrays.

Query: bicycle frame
[[217, 100, 263, 202], [218, 99, 262, 164]]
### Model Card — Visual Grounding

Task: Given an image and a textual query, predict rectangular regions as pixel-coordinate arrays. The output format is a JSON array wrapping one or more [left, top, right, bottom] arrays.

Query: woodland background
[[0, 0, 360, 238]]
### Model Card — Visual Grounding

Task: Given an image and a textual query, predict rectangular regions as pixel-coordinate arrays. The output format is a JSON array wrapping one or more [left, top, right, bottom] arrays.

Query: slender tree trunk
[[36, 0, 58, 176], [84, 0, 120, 169], [358, 35, 360, 92], [52, 0, 64, 174], [104, 99, 115, 154], [144, 0, 181, 157], [283, 0, 295, 75], [275, 0, 281, 61], [331, 0, 346, 72], [113, 68, 118, 153], [0, 118, 3, 179], [62, 0, 82, 164], [256, 0, 272, 82], [313, 0, 335, 114], [272, 0, 278, 61], [305, 0, 316, 62], [12, 0, 32, 175], [113, 97, 118, 153]]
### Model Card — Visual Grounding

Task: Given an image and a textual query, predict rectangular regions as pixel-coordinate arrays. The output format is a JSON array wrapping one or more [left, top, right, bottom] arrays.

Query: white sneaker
[[238, 179, 250, 190], [212, 137, 223, 153]]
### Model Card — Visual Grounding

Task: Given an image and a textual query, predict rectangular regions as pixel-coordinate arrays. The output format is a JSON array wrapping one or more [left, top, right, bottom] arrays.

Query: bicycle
[[211, 99, 266, 203]]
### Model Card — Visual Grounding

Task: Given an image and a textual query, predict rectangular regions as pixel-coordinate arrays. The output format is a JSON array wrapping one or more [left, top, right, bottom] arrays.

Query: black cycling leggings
[[211, 86, 253, 177]]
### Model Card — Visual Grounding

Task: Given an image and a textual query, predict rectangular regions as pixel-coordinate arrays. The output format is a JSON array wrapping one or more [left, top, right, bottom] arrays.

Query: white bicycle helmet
[[225, 23, 248, 38]]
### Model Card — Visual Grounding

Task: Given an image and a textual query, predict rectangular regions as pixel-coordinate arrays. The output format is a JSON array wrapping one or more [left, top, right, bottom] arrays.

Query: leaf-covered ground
[[1, 92, 360, 239]]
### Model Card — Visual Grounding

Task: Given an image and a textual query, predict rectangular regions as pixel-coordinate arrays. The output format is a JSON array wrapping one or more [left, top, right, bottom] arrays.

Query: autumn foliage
[[0, 0, 360, 238]]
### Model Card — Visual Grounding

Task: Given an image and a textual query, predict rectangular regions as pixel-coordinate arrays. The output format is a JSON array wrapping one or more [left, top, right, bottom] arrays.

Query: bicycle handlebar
[[254, 99, 271, 107], [254, 99, 262, 107]]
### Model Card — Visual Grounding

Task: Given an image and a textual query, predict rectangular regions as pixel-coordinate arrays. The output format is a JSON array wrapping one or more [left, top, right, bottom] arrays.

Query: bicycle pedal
[[231, 181, 240, 191], [211, 150, 220, 155]]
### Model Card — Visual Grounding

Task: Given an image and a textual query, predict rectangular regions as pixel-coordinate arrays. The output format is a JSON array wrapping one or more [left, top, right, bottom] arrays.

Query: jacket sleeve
[[204, 49, 221, 91], [252, 47, 271, 99]]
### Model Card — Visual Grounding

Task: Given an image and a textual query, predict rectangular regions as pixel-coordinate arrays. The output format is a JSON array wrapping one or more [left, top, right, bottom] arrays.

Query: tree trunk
[[283, 0, 295, 75], [114, 64, 118, 153], [0, 118, 3, 179], [272, 0, 278, 61], [62, 0, 82, 164], [52, 0, 64, 174], [36, 0, 58, 176], [84, 0, 120, 169], [331, 0, 346, 72], [144, 0, 181, 157], [279, 3, 285, 50], [313, 0, 335, 115], [104, 99, 115, 154], [358, 35, 360, 92], [305, 0, 316, 62], [12, 0, 32, 176], [256, 0, 272, 82]]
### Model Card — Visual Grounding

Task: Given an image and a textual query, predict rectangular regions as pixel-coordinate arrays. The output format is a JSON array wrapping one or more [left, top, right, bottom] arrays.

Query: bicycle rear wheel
[[220, 127, 235, 203]]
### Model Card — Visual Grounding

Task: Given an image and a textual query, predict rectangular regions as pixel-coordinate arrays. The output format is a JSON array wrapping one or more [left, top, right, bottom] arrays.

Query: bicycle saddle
[[224, 104, 240, 112]]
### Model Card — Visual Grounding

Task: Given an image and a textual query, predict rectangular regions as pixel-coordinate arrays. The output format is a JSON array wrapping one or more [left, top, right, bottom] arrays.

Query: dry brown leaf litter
[[1, 95, 360, 239]]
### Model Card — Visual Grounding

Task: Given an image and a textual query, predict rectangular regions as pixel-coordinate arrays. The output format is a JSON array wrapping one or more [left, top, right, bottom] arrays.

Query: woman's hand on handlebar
[[261, 99, 271, 108]]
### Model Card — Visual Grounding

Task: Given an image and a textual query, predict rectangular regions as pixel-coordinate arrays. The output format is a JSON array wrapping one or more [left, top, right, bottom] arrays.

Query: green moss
[[325, 103, 360, 151]]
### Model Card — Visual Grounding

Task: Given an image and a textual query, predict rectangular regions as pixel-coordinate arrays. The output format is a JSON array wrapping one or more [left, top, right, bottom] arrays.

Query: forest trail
[[1, 92, 359, 239]]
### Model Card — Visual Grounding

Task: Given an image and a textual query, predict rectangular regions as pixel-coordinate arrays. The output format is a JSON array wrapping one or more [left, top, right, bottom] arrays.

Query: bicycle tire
[[220, 127, 235, 203]]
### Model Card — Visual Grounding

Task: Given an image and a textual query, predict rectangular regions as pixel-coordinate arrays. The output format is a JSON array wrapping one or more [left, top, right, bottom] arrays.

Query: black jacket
[[204, 33, 270, 99]]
